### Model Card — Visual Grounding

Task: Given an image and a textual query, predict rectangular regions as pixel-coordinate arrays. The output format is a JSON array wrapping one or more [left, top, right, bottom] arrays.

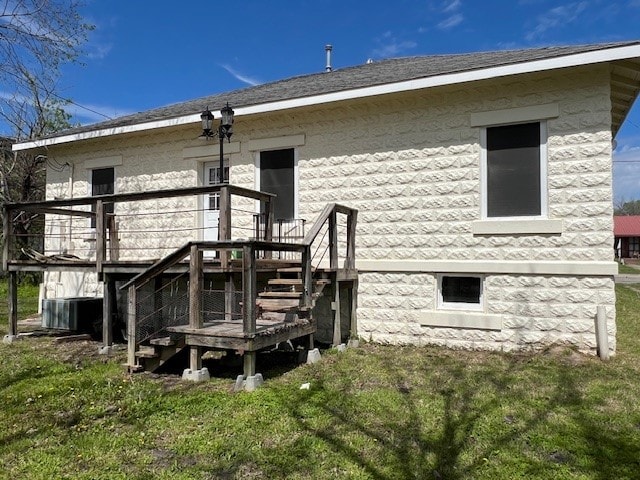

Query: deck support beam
[[189, 245, 203, 372], [3, 271, 18, 343], [127, 285, 137, 368], [332, 275, 341, 346], [101, 273, 114, 352], [242, 244, 257, 378], [349, 279, 358, 345]]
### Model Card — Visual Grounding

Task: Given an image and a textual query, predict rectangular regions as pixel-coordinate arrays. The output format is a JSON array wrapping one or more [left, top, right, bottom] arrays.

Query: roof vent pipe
[[325, 44, 333, 72]]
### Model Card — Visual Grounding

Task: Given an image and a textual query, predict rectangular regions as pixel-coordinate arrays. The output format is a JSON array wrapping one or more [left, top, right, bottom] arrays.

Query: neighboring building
[[11, 40, 640, 355], [614, 215, 640, 259]]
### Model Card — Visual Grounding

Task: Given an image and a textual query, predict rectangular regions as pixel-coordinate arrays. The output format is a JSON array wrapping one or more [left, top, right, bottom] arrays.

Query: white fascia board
[[13, 114, 202, 151], [13, 44, 640, 152]]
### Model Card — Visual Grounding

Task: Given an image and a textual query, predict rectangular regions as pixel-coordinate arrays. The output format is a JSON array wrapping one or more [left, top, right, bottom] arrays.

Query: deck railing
[[122, 203, 357, 369], [2, 184, 276, 272]]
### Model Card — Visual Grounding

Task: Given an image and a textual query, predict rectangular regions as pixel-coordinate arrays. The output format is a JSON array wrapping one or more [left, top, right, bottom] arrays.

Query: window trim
[[480, 120, 548, 220], [437, 274, 484, 312]]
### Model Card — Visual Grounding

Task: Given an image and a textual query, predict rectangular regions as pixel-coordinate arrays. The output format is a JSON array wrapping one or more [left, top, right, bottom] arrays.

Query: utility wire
[[50, 91, 113, 120]]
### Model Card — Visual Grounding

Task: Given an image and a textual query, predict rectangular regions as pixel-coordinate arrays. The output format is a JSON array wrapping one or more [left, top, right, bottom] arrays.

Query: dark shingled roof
[[48, 41, 640, 139]]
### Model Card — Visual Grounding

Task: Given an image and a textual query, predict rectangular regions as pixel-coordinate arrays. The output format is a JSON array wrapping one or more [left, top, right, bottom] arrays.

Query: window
[[259, 148, 295, 221], [482, 121, 546, 218], [438, 275, 483, 311], [91, 167, 114, 228]]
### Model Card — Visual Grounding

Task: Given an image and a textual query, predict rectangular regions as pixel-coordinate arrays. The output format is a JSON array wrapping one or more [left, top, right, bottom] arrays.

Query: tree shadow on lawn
[[266, 348, 640, 479]]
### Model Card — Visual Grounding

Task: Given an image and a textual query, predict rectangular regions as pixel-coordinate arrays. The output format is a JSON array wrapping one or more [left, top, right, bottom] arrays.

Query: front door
[[203, 161, 228, 242]]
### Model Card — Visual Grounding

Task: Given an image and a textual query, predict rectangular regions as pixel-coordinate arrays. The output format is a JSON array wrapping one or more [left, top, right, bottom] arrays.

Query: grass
[[617, 262, 640, 274], [0, 278, 39, 321], [1, 282, 640, 479]]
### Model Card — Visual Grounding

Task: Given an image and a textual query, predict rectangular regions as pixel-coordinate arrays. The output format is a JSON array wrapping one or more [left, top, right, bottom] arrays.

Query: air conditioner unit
[[42, 297, 103, 331]]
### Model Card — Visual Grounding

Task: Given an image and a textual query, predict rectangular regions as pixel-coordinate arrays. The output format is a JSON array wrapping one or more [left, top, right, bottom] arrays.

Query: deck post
[[219, 186, 231, 269], [329, 210, 338, 270], [127, 285, 137, 368], [189, 244, 203, 371], [263, 197, 274, 259], [350, 279, 358, 343], [331, 275, 341, 346], [95, 200, 105, 273], [2, 206, 10, 271], [101, 273, 114, 351], [225, 274, 234, 321], [3, 271, 18, 343], [107, 216, 120, 261], [346, 210, 357, 270], [242, 244, 257, 378], [301, 246, 312, 309]]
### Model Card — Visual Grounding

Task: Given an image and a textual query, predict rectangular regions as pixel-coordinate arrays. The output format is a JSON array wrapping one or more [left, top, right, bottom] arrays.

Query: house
[[7, 40, 640, 368], [614, 215, 640, 260]]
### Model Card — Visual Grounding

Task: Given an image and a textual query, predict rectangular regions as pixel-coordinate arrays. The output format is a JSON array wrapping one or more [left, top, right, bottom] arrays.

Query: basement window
[[438, 275, 483, 311]]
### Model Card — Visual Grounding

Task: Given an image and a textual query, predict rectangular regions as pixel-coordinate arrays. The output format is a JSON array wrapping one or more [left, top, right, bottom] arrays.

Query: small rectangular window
[[484, 122, 544, 218], [438, 275, 483, 311]]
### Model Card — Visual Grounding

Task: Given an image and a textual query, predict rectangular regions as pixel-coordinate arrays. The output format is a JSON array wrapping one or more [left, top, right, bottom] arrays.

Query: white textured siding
[[44, 64, 616, 353]]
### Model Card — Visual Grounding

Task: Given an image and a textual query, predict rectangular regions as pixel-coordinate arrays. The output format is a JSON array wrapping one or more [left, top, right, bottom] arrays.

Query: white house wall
[[44, 64, 616, 353]]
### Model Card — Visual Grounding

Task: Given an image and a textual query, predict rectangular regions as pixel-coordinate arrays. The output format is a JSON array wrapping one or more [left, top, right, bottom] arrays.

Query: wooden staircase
[[125, 202, 358, 380], [134, 260, 332, 372], [255, 264, 330, 321]]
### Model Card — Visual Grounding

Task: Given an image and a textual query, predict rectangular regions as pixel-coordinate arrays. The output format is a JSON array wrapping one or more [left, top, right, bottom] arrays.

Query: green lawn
[[617, 262, 640, 274], [1, 282, 640, 479]]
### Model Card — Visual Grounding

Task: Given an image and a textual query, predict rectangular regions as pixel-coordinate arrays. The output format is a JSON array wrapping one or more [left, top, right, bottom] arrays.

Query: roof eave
[[13, 43, 640, 152]]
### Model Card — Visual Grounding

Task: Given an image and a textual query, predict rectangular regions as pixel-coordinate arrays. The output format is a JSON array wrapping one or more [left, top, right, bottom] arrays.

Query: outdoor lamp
[[220, 103, 234, 132], [200, 103, 235, 183], [200, 107, 214, 137]]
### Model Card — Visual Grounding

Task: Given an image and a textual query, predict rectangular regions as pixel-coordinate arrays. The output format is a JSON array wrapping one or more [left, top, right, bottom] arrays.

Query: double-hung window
[[91, 167, 114, 228], [482, 121, 547, 219]]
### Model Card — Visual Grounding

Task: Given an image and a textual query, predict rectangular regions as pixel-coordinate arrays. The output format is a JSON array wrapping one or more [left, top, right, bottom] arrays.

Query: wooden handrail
[[3, 184, 276, 272], [121, 242, 193, 290], [5, 183, 276, 211]]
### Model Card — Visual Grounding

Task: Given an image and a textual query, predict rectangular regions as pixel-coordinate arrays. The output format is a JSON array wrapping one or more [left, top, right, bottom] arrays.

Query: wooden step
[[268, 278, 304, 286], [258, 291, 302, 298], [276, 266, 317, 274], [149, 336, 175, 347], [256, 298, 300, 312], [259, 311, 300, 323], [267, 278, 331, 286], [135, 347, 158, 359]]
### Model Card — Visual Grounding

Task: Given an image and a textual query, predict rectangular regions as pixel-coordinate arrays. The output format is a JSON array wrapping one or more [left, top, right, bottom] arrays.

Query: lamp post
[[201, 103, 234, 184]]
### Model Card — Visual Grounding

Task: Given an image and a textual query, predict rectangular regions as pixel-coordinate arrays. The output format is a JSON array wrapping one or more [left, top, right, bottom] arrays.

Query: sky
[[26, 0, 640, 201]]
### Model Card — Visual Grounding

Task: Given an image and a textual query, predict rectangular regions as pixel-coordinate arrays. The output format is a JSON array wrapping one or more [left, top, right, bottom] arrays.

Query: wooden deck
[[3, 185, 359, 381], [167, 316, 316, 351]]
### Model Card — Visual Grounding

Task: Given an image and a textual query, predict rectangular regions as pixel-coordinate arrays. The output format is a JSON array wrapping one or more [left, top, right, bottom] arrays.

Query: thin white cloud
[[442, 0, 462, 12], [525, 2, 589, 41], [371, 37, 417, 58], [438, 13, 464, 30], [86, 43, 112, 60], [220, 65, 261, 87]]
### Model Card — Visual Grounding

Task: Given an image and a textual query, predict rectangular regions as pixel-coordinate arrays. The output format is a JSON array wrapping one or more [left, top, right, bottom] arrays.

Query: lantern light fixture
[[200, 103, 235, 184]]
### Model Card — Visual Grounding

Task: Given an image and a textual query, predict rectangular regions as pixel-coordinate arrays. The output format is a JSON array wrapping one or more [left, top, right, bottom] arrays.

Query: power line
[[50, 91, 113, 120]]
